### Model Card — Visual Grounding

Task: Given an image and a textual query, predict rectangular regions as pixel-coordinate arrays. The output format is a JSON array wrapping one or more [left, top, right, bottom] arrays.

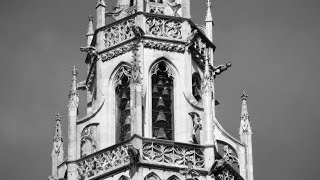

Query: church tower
[[49, 1, 254, 180]]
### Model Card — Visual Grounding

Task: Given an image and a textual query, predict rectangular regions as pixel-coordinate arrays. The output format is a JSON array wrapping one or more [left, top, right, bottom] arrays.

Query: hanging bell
[[162, 87, 170, 97], [124, 115, 131, 126], [156, 128, 167, 139], [121, 92, 128, 102], [165, 79, 170, 85], [124, 101, 130, 112], [157, 79, 163, 86], [152, 86, 159, 96], [156, 97, 166, 109], [155, 111, 168, 125]]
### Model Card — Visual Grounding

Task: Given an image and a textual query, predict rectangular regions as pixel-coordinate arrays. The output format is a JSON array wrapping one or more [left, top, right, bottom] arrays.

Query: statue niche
[[188, 112, 202, 144], [80, 125, 98, 157]]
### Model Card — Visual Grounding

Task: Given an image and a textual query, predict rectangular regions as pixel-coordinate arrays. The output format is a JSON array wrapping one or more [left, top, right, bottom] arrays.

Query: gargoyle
[[127, 144, 140, 165]]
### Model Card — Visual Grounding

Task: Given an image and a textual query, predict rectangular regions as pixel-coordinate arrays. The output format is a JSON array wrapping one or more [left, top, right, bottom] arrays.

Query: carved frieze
[[142, 141, 205, 168], [104, 19, 135, 48], [101, 41, 136, 62], [142, 40, 185, 52], [146, 17, 182, 39], [77, 144, 130, 180]]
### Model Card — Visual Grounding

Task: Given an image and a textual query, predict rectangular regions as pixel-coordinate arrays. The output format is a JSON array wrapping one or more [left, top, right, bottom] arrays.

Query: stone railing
[[145, 15, 183, 40], [103, 18, 135, 49], [77, 140, 130, 180], [142, 138, 205, 169]]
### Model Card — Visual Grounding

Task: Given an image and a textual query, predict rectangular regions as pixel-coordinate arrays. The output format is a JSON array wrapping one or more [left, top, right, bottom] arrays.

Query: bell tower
[[49, 1, 254, 180]]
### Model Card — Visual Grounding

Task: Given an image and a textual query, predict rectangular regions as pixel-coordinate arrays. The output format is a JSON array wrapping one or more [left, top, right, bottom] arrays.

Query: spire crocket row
[[49, 1, 254, 180]]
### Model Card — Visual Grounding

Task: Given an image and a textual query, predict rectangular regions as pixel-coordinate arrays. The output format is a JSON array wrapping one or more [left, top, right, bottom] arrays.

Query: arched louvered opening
[[114, 65, 131, 142], [151, 61, 174, 140], [192, 73, 202, 101]]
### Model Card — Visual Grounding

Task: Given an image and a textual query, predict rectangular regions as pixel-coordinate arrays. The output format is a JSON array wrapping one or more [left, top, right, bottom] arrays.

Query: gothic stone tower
[[49, 1, 254, 180]]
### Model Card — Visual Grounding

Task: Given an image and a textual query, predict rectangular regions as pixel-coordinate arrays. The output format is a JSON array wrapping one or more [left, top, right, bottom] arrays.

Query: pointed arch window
[[192, 73, 202, 101], [129, 0, 134, 6], [151, 61, 174, 140], [145, 172, 160, 180], [114, 66, 131, 142]]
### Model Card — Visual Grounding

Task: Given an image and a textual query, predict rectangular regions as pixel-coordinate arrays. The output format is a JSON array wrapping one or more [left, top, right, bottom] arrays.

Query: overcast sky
[[0, 0, 320, 180]]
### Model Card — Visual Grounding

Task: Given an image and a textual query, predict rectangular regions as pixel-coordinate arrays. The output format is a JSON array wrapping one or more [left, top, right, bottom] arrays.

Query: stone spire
[[201, 51, 216, 169], [205, 0, 214, 64], [51, 113, 64, 178], [239, 91, 254, 180], [239, 91, 252, 135], [86, 15, 94, 46], [205, 0, 213, 22], [67, 67, 78, 180]]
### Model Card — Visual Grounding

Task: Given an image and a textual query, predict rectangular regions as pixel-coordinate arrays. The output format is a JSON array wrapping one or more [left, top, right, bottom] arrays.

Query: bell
[[124, 101, 130, 112], [155, 111, 168, 125], [152, 86, 159, 96], [121, 92, 128, 101], [162, 87, 170, 97], [157, 79, 163, 86], [155, 128, 167, 139], [165, 80, 170, 85], [124, 115, 131, 126], [156, 97, 166, 109]]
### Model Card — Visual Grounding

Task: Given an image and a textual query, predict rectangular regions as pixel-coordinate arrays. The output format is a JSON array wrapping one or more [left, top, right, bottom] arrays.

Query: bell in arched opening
[[152, 86, 159, 96], [124, 101, 130, 112], [156, 97, 166, 109], [155, 128, 167, 139], [157, 75, 164, 86], [155, 111, 168, 126], [121, 91, 128, 102], [162, 87, 170, 97], [124, 115, 131, 126]]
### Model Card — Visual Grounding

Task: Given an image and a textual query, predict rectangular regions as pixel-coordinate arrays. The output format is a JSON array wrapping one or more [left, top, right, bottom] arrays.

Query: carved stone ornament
[[130, 45, 142, 84], [142, 40, 185, 53], [218, 169, 236, 180], [80, 125, 98, 157], [142, 141, 205, 168], [114, 65, 131, 88], [201, 74, 214, 95], [222, 145, 239, 167], [104, 19, 135, 48], [151, 62, 174, 79], [179, 161, 201, 180], [146, 17, 182, 39], [240, 114, 249, 132], [101, 41, 136, 62], [77, 144, 130, 180]]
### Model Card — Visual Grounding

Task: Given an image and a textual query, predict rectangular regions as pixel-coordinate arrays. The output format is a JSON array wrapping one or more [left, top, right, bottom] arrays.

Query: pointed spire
[[51, 113, 64, 178], [68, 66, 79, 111], [205, 0, 213, 22], [240, 91, 252, 135], [53, 113, 63, 144], [87, 15, 94, 36]]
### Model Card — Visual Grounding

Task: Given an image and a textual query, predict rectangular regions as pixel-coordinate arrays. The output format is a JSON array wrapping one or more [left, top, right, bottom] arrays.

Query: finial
[[88, 14, 93, 22], [241, 91, 248, 100], [54, 113, 62, 121], [72, 66, 78, 78], [205, 0, 213, 22]]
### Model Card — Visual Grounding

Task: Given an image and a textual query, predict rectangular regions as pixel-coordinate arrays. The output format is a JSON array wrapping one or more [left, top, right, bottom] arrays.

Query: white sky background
[[0, 0, 319, 179]]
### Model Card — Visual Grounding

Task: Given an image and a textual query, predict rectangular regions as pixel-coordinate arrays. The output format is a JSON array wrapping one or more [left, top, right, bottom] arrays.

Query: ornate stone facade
[[49, 1, 254, 180]]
